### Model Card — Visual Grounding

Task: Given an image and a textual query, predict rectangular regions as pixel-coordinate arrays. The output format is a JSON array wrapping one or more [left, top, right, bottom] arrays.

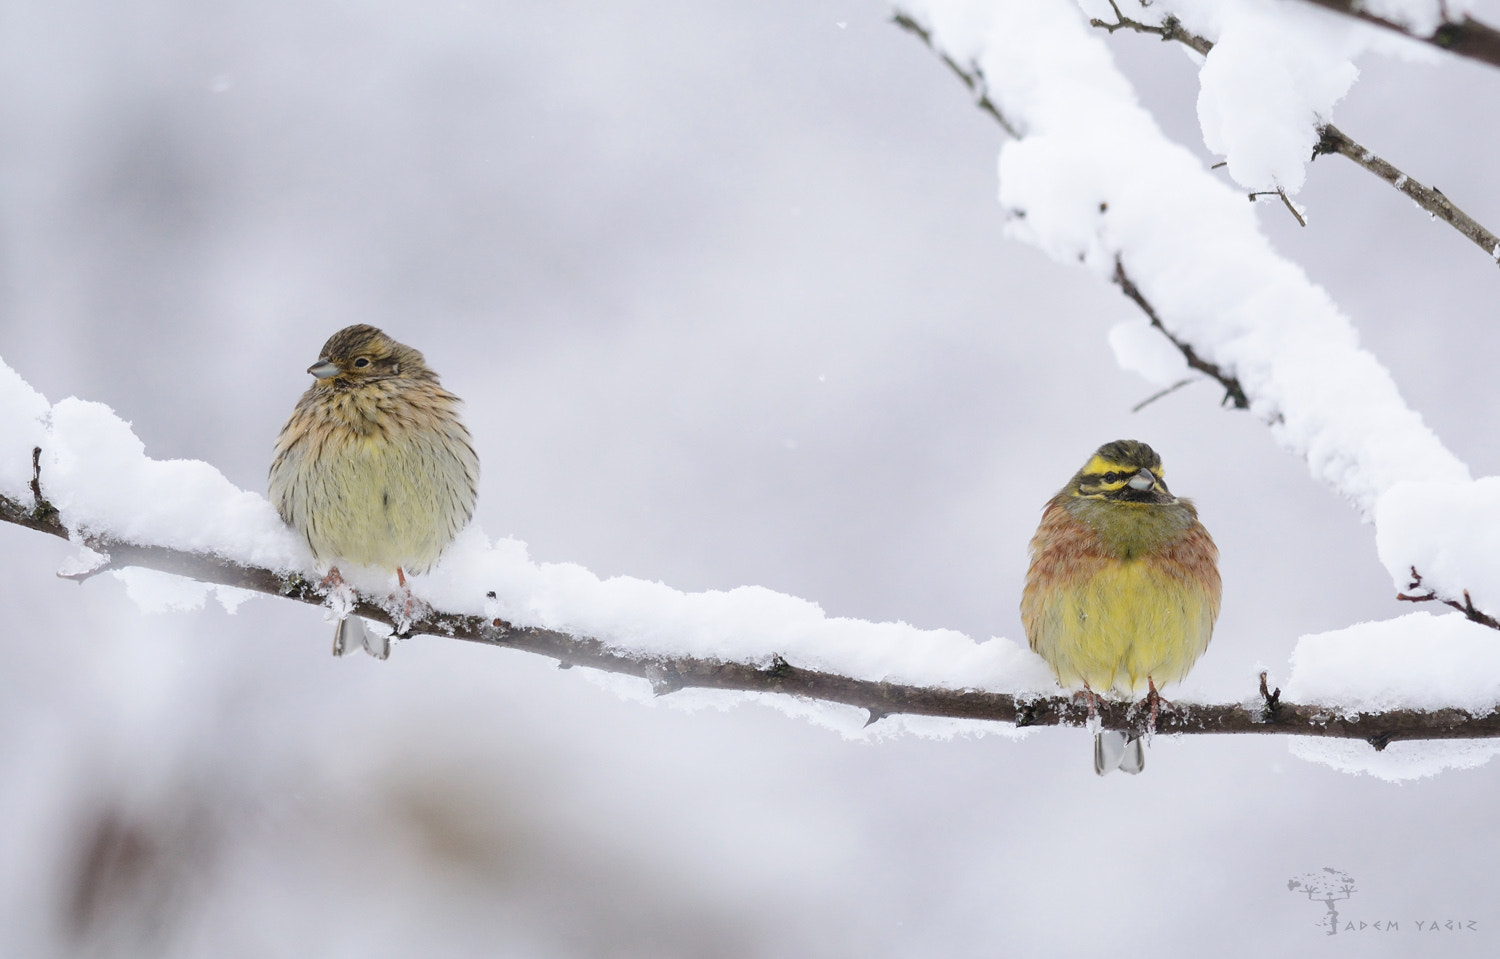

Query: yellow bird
[[1021, 440, 1220, 775], [270, 325, 480, 659]]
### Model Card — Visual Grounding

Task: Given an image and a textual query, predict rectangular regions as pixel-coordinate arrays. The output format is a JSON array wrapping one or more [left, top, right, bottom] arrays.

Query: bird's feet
[[384, 568, 430, 642], [1142, 677, 1173, 738], [1073, 686, 1105, 733]]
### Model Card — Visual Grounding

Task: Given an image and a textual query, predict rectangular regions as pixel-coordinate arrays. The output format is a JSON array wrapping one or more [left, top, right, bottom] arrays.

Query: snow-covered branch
[[5, 470, 1500, 749], [890, 0, 1500, 632], [1085, 2, 1500, 268], [1296, 0, 1500, 70], [1109, 259, 1249, 409]]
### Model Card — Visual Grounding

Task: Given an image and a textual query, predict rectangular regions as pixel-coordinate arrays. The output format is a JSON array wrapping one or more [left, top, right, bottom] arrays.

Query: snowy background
[[2, 0, 1499, 954]]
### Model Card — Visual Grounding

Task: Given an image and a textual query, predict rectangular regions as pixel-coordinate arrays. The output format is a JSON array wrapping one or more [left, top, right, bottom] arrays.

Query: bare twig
[[1112, 259, 1251, 409], [1089, 2, 1213, 56], [1295, 0, 1500, 72], [1086, 7, 1500, 268], [1248, 189, 1307, 228], [1313, 124, 1500, 267], [1259, 671, 1283, 723], [1397, 566, 1500, 631], [890, 12, 1019, 138], [1130, 377, 1198, 413], [6, 461, 1500, 746]]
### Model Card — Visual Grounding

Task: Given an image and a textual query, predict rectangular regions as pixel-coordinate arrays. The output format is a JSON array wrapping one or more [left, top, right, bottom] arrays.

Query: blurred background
[[2, 0, 1499, 954]]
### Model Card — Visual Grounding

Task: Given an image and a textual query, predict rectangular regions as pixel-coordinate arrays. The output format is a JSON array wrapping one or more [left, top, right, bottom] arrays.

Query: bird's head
[[1067, 439, 1175, 504], [306, 325, 432, 386]]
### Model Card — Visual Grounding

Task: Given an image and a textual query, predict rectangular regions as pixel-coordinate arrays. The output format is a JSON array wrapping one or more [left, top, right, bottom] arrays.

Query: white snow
[[1374, 480, 1500, 614], [0, 356, 49, 501], [1107, 317, 1191, 387], [1, 357, 1058, 711], [111, 567, 257, 615], [420, 529, 1057, 694], [1287, 736, 1500, 781], [1281, 611, 1500, 777], [1285, 611, 1500, 715], [43, 398, 307, 572], [1191, 0, 1359, 195], [898, 0, 1468, 519], [1078, 0, 1449, 199]]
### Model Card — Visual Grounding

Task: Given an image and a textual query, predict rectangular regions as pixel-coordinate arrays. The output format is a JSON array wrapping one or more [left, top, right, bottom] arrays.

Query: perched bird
[[269, 324, 480, 658], [1020, 440, 1220, 775]]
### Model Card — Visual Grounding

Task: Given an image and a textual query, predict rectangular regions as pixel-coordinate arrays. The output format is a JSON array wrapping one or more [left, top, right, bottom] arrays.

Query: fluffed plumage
[[1021, 440, 1220, 775], [269, 324, 479, 658]]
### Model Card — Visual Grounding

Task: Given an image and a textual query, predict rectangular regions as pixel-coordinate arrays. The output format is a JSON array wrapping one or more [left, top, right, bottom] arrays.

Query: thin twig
[[1396, 566, 1500, 631], [1112, 258, 1251, 409], [1259, 671, 1283, 723], [1248, 189, 1307, 227], [7, 463, 1500, 745], [1089, 2, 1212, 56], [1130, 377, 1198, 413], [890, 12, 1020, 138]]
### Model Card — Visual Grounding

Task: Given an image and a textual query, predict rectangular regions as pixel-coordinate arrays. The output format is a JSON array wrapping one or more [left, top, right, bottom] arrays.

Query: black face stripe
[[1080, 469, 1135, 488], [1105, 485, 1165, 503]]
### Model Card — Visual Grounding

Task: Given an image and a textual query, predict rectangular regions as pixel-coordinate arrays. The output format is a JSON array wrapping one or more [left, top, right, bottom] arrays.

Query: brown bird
[[269, 325, 480, 658], [1021, 440, 1220, 774]]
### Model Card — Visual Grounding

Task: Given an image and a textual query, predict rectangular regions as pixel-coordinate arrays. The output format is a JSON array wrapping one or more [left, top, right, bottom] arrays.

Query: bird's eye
[[353, 357, 371, 368], [1102, 472, 1119, 483]]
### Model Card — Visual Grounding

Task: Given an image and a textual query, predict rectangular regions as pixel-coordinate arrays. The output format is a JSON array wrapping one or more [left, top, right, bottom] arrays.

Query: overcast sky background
[[2, 0, 1500, 955]]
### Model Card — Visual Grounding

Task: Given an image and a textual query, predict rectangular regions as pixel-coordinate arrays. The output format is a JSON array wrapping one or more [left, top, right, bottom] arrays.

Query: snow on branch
[[1296, 0, 1500, 70], [6, 443, 1500, 754], [1, 352, 1499, 774], [889, 0, 1500, 631], [1109, 258, 1249, 409], [892, 1, 1467, 502], [1087, 1, 1500, 269]]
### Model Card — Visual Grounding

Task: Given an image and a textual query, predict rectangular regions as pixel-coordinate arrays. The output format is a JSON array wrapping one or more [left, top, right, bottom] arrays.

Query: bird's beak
[[1127, 469, 1156, 491], [307, 360, 340, 379]]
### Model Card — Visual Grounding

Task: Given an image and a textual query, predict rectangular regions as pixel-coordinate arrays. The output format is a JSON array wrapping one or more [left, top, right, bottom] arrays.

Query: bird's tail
[[332, 616, 390, 660], [1094, 730, 1145, 776]]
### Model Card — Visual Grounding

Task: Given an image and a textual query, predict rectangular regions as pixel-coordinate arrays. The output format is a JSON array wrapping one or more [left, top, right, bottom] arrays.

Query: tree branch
[[892, 12, 1250, 409], [1112, 259, 1251, 409], [1087, 4, 1500, 269], [1312, 124, 1500, 265], [1248, 188, 1307, 228], [1397, 566, 1500, 631], [5, 449, 1499, 749], [1296, 0, 1500, 72], [1089, 3, 1212, 56], [891, 12, 1020, 137]]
